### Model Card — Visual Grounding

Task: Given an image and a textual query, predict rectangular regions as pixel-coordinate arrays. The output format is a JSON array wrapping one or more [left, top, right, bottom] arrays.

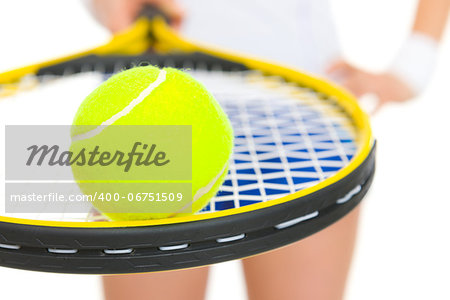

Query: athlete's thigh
[[103, 266, 210, 300], [242, 205, 361, 300]]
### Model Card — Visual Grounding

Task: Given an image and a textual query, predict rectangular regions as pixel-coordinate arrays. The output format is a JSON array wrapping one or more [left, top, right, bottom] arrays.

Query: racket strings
[[189, 70, 357, 213]]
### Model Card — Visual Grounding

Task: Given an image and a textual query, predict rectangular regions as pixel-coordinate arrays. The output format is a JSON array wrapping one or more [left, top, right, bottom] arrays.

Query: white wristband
[[390, 33, 438, 95]]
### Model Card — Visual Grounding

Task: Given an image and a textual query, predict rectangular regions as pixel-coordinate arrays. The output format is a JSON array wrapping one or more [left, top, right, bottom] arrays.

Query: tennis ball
[[70, 66, 233, 221]]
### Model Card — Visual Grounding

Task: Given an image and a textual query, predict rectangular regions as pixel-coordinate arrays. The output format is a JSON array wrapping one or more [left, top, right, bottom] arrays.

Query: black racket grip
[[140, 5, 172, 24]]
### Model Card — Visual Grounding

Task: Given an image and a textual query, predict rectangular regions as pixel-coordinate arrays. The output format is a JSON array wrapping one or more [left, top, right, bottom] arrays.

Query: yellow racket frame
[[0, 18, 373, 228]]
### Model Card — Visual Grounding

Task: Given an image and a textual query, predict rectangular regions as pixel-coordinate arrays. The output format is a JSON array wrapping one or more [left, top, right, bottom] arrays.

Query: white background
[[0, 0, 449, 299]]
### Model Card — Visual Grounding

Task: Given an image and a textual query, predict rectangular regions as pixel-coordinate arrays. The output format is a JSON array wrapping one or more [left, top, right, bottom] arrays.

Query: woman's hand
[[327, 60, 415, 113], [89, 0, 184, 33]]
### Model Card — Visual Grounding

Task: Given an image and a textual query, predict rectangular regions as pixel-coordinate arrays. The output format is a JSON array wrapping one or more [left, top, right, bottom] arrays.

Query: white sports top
[[179, 0, 340, 75]]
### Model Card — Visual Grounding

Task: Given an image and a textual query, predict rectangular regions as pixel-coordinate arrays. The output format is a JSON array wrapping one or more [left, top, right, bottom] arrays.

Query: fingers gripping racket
[[0, 17, 375, 274]]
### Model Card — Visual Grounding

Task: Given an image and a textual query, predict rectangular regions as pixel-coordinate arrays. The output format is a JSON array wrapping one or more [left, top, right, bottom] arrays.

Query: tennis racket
[[0, 16, 375, 274]]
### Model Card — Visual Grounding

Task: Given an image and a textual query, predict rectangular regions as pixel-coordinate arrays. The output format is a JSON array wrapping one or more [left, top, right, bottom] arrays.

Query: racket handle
[[140, 5, 172, 24]]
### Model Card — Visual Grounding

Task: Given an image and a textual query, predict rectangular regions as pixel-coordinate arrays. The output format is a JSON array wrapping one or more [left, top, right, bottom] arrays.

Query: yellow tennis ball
[[70, 66, 233, 221]]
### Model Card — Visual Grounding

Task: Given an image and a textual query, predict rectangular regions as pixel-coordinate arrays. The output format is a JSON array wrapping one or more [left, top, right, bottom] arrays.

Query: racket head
[[0, 19, 375, 274]]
